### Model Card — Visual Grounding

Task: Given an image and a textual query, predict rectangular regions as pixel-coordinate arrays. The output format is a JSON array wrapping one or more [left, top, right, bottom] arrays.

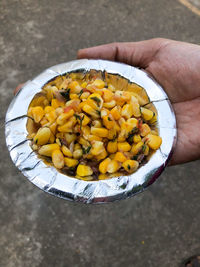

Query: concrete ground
[[0, 0, 200, 266]]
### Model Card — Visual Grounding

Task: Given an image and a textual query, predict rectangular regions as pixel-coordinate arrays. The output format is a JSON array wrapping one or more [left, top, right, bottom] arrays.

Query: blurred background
[[0, 0, 200, 266]]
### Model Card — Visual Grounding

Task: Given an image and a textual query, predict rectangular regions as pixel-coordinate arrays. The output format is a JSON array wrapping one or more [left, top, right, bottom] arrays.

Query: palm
[[78, 38, 200, 164], [143, 40, 200, 164]]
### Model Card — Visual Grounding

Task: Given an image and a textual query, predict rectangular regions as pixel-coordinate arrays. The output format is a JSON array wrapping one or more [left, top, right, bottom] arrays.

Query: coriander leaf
[[91, 96, 101, 106], [60, 88, 70, 101], [82, 146, 92, 154]]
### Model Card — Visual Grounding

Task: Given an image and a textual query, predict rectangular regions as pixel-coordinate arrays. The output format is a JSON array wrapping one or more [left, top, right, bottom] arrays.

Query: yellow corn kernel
[[76, 164, 93, 177], [81, 114, 90, 126], [57, 117, 76, 133], [73, 149, 83, 159], [110, 106, 121, 120], [88, 93, 103, 108], [122, 160, 139, 173], [91, 141, 104, 156], [46, 86, 58, 101], [64, 157, 78, 168], [68, 81, 82, 93], [140, 123, 151, 137], [38, 144, 60, 157], [32, 106, 44, 123], [146, 134, 162, 150], [55, 107, 64, 116], [132, 103, 141, 117], [121, 104, 133, 119], [51, 99, 64, 109], [131, 141, 144, 155], [143, 144, 149, 156], [107, 160, 120, 173], [117, 131, 126, 142], [91, 127, 108, 138], [56, 138, 61, 146], [49, 122, 57, 135], [32, 144, 38, 150], [79, 137, 90, 147], [122, 91, 131, 102], [149, 113, 157, 124], [107, 128, 117, 140], [44, 106, 54, 114], [127, 118, 138, 128], [80, 92, 90, 100], [88, 135, 102, 142], [133, 134, 141, 143], [99, 158, 111, 174], [103, 100, 116, 109], [82, 126, 91, 138], [52, 149, 64, 169], [45, 110, 57, 123], [107, 141, 118, 153], [100, 108, 109, 118], [98, 174, 108, 180], [49, 133, 55, 143], [102, 115, 115, 129], [64, 133, 77, 144], [114, 152, 126, 162], [141, 107, 154, 121], [57, 109, 74, 125], [114, 91, 125, 106], [96, 149, 107, 161], [61, 145, 72, 157], [93, 120, 102, 128], [82, 104, 100, 119], [40, 117, 49, 126], [92, 79, 105, 89], [58, 78, 70, 90], [118, 142, 131, 152], [74, 143, 81, 150], [70, 93, 79, 100], [33, 127, 51, 145], [102, 89, 113, 102], [81, 81, 87, 88]]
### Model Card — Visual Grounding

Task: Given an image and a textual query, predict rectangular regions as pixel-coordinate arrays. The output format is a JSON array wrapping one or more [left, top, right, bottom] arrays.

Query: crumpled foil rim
[[5, 59, 177, 204]]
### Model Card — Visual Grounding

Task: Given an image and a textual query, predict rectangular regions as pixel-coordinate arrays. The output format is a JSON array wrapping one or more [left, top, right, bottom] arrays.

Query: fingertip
[[77, 48, 87, 59]]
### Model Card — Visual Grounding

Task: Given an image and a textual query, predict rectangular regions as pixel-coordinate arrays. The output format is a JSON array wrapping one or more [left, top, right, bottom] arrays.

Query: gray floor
[[0, 0, 200, 266]]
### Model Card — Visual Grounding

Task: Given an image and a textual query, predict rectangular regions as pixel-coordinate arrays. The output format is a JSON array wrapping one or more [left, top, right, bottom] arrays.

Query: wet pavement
[[0, 0, 200, 266]]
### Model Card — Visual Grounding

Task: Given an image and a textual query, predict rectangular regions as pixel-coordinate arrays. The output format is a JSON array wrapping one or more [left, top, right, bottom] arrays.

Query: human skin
[[77, 38, 200, 165]]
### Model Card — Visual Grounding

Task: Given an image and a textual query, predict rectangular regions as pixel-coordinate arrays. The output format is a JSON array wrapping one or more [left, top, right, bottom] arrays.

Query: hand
[[77, 38, 200, 165]]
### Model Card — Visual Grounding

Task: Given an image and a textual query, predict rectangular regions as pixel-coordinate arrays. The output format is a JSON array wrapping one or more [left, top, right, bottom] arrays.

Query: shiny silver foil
[[5, 59, 177, 204]]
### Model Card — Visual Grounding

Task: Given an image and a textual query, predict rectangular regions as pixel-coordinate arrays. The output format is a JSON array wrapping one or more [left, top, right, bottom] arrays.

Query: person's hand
[[77, 38, 200, 165]]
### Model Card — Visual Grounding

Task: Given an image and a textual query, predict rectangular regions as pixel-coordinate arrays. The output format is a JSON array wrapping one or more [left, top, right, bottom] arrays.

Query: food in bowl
[[26, 70, 162, 180]]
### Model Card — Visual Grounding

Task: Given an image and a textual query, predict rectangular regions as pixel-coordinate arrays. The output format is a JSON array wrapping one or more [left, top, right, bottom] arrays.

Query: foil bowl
[[5, 59, 177, 204]]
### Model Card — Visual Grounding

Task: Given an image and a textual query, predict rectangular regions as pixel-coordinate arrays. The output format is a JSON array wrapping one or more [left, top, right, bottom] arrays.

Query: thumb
[[77, 38, 168, 69]]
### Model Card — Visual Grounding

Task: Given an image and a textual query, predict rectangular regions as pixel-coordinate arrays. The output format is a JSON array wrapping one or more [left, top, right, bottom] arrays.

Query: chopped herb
[[91, 96, 101, 106], [82, 146, 92, 154], [96, 110, 101, 115], [132, 155, 138, 160], [127, 164, 131, 170], [142, 144, 146, 152], [127, 127, 138, 143], [74, 114, 84, 129], [108, 117, 112, 121], [74, 114, 81, 120], [79, 89, 84, 97], [60, 88, 70, 101]]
